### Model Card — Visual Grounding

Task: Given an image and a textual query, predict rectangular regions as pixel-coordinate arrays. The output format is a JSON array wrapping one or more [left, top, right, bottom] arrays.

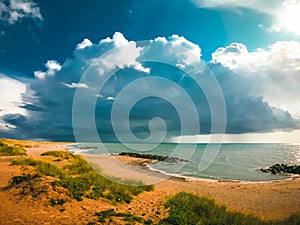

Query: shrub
[[0, 140, 27, 156], [8, 174, 38, 187]]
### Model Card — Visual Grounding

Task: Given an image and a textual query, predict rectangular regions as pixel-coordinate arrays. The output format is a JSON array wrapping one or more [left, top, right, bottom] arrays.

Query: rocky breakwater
[[260, 163, 300, 175], [118, 152, 189, 163]]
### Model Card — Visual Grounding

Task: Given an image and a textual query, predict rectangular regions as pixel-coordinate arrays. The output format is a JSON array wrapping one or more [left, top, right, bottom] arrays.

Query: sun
[[276, 1, 300, 36]]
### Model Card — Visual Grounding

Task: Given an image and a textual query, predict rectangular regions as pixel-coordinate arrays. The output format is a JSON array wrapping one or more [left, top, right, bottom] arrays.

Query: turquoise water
[[67, 143, 300, 182]]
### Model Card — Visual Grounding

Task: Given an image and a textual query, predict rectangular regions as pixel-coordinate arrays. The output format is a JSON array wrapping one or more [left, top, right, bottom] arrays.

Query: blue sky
[[0, 0, 300, 142]]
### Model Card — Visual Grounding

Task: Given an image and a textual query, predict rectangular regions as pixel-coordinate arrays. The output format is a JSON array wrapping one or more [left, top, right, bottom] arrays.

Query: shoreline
[[65, 142, 298, 184], [75, 153, 296, 185], [4, 137, 297, 186], [16, 140, 300, 184]]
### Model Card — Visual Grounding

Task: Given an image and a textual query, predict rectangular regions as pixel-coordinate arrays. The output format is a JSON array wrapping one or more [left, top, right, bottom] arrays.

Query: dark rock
[[118, 152, 188, 163], [259, 163, 300, 175]]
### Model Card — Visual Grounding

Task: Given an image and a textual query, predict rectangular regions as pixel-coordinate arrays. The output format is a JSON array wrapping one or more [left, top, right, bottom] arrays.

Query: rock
[[118, 152, 188, 163], [259, 164, 300, 175]]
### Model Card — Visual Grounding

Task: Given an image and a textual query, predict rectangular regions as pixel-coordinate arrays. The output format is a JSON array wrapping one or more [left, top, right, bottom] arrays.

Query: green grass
[[94, 209, 144, 224], [159, 192, 300, 225], [10, 151, 153, 203], [93, 209, 154, 224], [41, 151, 75, 160], [11, 158, 63, 178], [0, 140, 27, 156]]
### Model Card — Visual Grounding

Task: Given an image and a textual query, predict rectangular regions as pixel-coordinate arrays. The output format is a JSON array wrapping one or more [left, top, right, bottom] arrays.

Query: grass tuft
[[159, 192, 300, 225], [11, 158, 62, 178], [41, 151, 75, 160], [0, 140, 27, 156]]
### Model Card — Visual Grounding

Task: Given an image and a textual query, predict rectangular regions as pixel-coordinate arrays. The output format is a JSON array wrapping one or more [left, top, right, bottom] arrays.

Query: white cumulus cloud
[[211, 42, 250, 70], [211, 40, 300, 117], [76, 38, 93, 49], [99, 32, 131, 47], [91, 32, 149, 74], [0, 0, 42, 24], [34, 60, 62, 80], [141, 34, 202, 71]]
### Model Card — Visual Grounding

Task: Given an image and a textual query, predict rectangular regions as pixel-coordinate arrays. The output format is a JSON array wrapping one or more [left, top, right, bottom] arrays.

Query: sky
[[0, 0, 300, 143]]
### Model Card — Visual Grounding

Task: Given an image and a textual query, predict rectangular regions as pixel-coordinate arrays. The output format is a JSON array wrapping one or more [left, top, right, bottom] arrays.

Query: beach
[[0, 140, 299, 224]]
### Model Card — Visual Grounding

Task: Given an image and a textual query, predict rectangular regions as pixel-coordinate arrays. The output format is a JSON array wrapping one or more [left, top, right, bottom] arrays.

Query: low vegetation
[[11, 158, 63, 177], [159, 192, 300, 225], [93, 209, 149, 224], [41, 150, 75, 160], [10, 151, 153, 203], [3, 173, 49, 199], [6, 174, 38, 188], [0, 139, 27, 156]]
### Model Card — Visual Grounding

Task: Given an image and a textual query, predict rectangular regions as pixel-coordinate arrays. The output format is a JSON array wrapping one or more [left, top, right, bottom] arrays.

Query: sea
[[66, 143, 300, 182]]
